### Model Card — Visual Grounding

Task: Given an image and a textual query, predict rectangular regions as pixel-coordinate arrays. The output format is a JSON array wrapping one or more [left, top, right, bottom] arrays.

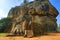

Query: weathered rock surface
[[7, 0, 59, 37]]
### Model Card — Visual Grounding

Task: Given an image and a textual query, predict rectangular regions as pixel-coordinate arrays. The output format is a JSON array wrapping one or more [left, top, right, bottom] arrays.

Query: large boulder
[[7, 0, 59, 37]]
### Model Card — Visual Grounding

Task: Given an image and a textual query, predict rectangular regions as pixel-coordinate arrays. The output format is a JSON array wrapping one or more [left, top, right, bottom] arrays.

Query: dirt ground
[[0, 33, 60, 40]]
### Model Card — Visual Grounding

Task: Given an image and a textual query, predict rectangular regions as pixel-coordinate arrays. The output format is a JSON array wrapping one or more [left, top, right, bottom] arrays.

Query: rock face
[[7, 0, 59, 37]]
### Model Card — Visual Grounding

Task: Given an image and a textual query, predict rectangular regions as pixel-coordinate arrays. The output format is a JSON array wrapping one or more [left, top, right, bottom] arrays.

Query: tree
[[0, 17, 12, 32], [24, 0, 28, 4], [34, 0, 41, 2], [58, 24, 60, 32]]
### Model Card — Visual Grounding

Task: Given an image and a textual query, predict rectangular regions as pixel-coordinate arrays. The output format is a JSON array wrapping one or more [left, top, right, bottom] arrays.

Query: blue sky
[[0, 0, 60, 25]]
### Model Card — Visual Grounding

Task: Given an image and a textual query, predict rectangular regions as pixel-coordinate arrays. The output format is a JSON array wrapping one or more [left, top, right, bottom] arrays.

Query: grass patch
[[0, 33, 8, 37]]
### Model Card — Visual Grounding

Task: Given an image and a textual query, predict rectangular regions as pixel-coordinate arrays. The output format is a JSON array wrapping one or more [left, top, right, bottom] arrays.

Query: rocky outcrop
[[7, 0, 59, 37]]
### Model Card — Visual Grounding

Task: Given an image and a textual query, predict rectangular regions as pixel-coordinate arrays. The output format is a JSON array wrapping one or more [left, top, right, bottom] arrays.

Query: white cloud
[[0, 9, 7, 19]]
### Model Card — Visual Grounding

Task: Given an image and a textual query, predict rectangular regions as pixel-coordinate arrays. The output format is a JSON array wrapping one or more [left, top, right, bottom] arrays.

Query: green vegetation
[[34, 0, 42, 2], [58, 24, 60, 31], [0, 33, 8, 36], [0, 17, 12, 33], [24, 0, 28, 4]]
